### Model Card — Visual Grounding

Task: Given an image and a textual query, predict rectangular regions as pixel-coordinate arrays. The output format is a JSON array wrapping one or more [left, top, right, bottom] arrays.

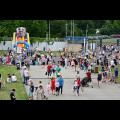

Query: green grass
[[0, 66, 29, 100], [39, 51, 70, 56], [93, 66, 120, 83], [0, 50, 6, 55]]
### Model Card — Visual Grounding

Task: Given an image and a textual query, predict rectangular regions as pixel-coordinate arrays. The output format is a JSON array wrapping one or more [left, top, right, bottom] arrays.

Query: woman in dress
[[36, 85, 44, 100], [51, 77, 55, 95]]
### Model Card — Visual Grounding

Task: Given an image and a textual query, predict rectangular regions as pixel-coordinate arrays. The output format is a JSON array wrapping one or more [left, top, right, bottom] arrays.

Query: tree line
[[0, 20, 120, 39]]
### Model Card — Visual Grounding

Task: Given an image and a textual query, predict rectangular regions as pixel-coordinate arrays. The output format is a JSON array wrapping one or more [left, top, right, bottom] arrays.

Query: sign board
[[17, 47, 22, 53], [66, 37, 88, 41], [117, 39, 120, 46]]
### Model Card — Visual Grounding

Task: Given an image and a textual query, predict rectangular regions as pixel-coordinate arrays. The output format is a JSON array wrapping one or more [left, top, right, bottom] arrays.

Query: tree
[[100, 20, 114, 35], [113, 20, 120, 34]]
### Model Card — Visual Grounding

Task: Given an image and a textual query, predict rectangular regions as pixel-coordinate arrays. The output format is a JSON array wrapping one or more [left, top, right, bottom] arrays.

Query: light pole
[[66, 23, 68, 37], [46, 34, 48, 54], [72, 20, 74, 52], [71, 20, 72, 37], [86, 24, 88, 38]]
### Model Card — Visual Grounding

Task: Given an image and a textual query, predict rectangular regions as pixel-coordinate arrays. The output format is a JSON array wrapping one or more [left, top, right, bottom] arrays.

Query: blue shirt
[[58, 78, 64, 86]]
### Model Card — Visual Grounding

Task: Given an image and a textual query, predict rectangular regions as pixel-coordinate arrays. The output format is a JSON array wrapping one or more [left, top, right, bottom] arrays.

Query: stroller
[[16, 62, 20, 70]]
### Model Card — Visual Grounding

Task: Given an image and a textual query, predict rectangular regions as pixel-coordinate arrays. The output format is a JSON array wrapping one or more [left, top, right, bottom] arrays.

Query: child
[[46, 81, 51, 96], [2, 80, 5, 91], [73, 80, 78, 96], [110, 73, 115, 84], [76, 71, 80, 79], [55, 79, 59, 96], [71, 60, 75, 70]]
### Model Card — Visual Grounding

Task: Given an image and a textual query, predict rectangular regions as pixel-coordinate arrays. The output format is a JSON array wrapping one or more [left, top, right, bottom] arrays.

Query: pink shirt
[[71, 61, 74, 65]]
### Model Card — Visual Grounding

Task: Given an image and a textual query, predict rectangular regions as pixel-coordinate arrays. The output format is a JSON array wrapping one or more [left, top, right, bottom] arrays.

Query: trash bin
[[16, 62, 20, 70], [95, 66, 98, 73]]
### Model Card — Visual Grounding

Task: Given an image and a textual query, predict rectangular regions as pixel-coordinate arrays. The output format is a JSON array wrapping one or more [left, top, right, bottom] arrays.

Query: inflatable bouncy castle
[[12, 27, 30, 52]]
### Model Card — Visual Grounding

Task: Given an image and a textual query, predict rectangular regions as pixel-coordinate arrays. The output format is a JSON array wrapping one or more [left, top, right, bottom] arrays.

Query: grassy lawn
[[0, 66, 29, 100], [40, 51, 70, 56], [93, 66, 120, 83], [0, 50, 6, 55]]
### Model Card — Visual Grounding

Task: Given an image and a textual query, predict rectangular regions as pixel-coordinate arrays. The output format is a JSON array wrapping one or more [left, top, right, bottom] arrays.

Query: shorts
[[56, 87, 59, 92], [42, 62, 45, 65], [115, 76, 118, 79], [73, 86, 78, 90], [87, 78, 92, 82], [29, 89, 33, 95], [98, 78, 101, 81], [53, 69, 56, 73]]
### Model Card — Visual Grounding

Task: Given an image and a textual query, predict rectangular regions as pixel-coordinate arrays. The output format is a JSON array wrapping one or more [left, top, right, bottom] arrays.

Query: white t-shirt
[[55, 82, 59, 87], [24, 70, 29, 77], [12, 76, 17, 82], [46, 84, 51, 89], [73, 81, 77, 87], [111, 60, 114, 65], [76, 74, 80, 78]]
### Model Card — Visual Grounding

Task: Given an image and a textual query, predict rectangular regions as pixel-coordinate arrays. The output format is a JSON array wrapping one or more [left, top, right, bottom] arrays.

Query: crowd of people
[[0, 43, 120, 100]]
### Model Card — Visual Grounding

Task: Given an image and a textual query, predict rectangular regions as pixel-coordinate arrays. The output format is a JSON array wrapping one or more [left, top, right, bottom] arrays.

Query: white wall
[[0, 41, 67, 51], [30, 41, 67, 51], [0, 41, 12, 50]]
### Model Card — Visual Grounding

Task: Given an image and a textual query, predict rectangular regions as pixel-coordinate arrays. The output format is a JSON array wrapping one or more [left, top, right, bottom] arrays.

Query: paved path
[[24, 65, 120, 100]]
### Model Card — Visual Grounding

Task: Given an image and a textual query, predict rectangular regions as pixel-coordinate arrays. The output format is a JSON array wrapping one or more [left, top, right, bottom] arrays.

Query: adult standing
[[0, 74, 2, 90], [86, 69, 93, 88], [47, 62, 52, 78], [58, 76, 64, 94], [52, 62, 57, 78], [114, 68, 118, 83], [10, 89, 16, 100], [56, 65, 61, 78], [97, 72, 102, 88], [24, 67, 30, 85], [36, 85, 44, 100]]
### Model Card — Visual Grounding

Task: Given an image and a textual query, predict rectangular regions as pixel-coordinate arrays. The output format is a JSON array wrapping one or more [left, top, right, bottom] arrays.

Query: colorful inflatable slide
[[12, 27, 30, 52]]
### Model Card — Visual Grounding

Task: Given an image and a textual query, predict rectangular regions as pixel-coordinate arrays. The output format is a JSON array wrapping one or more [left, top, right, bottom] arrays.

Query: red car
[[116, 35, 120, 38]]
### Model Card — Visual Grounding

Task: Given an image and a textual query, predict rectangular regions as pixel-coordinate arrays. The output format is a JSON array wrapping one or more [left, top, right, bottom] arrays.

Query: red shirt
[[77, 80, 81, 86], [86, 72, 91, 79], [47, 65, 52, 71]]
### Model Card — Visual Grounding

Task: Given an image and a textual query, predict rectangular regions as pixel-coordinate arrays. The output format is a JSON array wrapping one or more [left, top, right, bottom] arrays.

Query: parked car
[[116, 35, 120, 38], [110, 34, 117, 38]]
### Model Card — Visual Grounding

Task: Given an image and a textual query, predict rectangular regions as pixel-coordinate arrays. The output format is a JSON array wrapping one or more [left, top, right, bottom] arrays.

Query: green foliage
[[100, 20, 114, 35], [1, 20, 120, 43]]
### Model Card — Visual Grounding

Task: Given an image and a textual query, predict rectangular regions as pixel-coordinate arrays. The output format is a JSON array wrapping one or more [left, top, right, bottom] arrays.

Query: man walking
[[58, 76, 64, 94], [10, 89, 16, 100]]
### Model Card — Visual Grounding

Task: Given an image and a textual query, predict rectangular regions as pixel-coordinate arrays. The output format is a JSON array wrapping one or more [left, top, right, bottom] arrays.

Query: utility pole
[[72, 20, 74, 52], [46, 34, 48, 54], [71, 20, 72, 37], [66, 23, 68, 37], [49, 20, 50, 41]]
